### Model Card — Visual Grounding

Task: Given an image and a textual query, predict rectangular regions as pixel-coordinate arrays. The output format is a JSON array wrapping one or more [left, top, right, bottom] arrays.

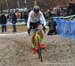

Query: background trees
[[0, 0, 4, 11], [0, 0, 69, 10]]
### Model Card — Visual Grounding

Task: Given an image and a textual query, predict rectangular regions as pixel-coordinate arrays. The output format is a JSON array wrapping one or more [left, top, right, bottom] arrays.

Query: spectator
[[45, 9, 53, 19], [47, 18, 57, 35], [47, 9, 52, 17], [67, 0, 75, 15], [23, 12, 28, 25], [15, 10, 20, 19], [41, 9, 46, 18], [20, 12, 24, 19], [12, 11, 17, 32], [0, 13, 7, 32]]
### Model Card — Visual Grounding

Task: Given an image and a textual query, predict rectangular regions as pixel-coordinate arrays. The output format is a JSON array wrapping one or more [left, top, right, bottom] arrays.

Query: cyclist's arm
[[27, 11, 32, 28], [40, 11, 46, 26]]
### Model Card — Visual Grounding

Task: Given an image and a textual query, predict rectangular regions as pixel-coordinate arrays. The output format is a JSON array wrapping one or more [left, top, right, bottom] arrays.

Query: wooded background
[[0, 0, 73, 10]]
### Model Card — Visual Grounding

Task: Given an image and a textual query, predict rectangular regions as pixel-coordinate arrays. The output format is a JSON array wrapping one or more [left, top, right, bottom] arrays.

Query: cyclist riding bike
[[27, 6, 46, 54]]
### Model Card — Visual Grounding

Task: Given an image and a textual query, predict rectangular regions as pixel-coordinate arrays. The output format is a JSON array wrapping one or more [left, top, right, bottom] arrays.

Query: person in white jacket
[[27, 6, 46, 54], [27, 6, 46, 34]]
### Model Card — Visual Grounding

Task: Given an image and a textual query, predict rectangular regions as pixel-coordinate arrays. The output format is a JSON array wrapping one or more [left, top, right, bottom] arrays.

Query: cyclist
[[27, 6, 46, 54]]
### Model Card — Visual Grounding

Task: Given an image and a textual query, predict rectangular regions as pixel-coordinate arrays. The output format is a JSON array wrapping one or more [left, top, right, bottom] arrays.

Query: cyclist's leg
[[31, 22, 39, 54], [31, 32, 37, 54], [37, 24, 45, 49], [32, 32, 40, 54], [39, 30, 45, 49]]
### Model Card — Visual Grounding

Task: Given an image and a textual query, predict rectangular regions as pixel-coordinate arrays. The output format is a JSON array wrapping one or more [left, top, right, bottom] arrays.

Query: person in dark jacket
[[67, 0, 75, 15], [0, 13, 7, 32], [47, 18, 57, 35], [23, 12, 28, 25], [12, 11, 17, 32]]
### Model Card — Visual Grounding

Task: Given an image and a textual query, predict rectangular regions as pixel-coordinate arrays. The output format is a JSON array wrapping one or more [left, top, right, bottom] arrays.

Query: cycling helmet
[[33, 6, 40, 13]]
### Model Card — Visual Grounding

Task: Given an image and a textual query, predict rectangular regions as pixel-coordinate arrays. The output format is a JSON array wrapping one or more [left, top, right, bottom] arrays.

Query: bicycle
[[31, 25, 45, 62], [35, 29, 43, 62]]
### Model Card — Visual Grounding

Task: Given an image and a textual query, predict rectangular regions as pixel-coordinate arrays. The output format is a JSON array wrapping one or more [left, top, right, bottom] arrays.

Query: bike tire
[[37, 38, 43, 62]]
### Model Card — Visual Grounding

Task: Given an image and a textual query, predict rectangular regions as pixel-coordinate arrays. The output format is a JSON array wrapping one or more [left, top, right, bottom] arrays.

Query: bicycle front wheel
[[37, 38, 43, 62]]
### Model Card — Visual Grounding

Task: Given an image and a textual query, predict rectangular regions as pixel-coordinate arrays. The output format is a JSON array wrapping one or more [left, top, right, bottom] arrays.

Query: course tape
[[52, 15, 75, 19]]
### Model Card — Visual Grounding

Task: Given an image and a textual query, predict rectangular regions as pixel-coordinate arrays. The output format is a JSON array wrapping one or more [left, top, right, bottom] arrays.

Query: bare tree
[[24, 0, 27, 7], [0, 0, 4, 10], [5, 0, 9, 9], [17, 0, 19, 8]]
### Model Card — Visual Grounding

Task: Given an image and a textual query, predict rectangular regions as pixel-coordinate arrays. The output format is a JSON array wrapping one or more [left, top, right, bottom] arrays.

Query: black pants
[[12, 21, 17, 32], [27, 21, 40, 35], [42, 24, 46, 33], [47, 29, 57, 35], [2, 25, 7, 32]]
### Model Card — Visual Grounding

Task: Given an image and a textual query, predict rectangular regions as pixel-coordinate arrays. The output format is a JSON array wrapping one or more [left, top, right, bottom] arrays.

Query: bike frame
[[33, 29, 43, 62]]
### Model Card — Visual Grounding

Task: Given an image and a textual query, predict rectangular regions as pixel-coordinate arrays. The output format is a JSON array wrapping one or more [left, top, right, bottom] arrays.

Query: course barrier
[[53, 15, 75, 40]]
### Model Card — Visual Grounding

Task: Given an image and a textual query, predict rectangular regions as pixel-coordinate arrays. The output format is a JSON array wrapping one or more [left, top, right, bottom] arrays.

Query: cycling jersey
[[27, 10, 46, 28]]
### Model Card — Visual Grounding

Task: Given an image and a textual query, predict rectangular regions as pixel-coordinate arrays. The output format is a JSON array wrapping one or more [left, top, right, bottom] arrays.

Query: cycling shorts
[[30, 21, 41, 29]]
